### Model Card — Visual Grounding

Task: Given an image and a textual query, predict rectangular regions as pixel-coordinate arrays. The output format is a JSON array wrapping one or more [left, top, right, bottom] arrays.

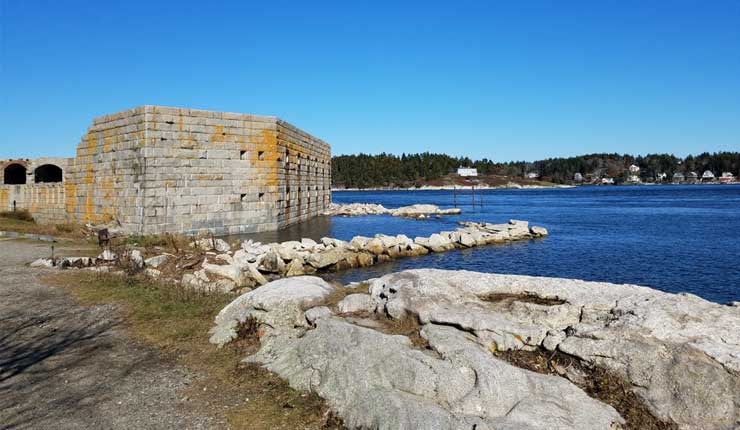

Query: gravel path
[[0, 239, 214, 429]]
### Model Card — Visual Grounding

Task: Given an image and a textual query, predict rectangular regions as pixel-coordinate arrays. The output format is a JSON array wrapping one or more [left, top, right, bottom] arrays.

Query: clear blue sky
[[1, 0, 739, 161]]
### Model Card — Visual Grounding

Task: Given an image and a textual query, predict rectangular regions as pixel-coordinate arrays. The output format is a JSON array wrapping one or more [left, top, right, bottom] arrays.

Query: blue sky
[[1, 0, 739, 161]]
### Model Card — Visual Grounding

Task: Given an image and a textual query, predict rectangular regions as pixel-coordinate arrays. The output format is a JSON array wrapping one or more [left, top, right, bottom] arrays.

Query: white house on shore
[[627, 164, 641, 183], [457, 167, 478, 177], [526, 172, 540, 179], [672, 172, 685, 183], [720, 172, 735, 184], [702, 170, 716, 182]]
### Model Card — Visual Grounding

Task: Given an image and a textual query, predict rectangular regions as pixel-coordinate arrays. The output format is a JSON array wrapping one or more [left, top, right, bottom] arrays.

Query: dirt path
[[0, 239, 215, 429]]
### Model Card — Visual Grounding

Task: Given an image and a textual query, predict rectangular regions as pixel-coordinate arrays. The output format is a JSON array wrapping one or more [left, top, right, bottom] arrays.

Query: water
[[242, 185, 740, 304]]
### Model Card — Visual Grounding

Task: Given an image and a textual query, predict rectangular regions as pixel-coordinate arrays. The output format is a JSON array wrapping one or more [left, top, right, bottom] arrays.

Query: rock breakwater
[[324, 203, 461, 218], [29, 220, 547, 294]]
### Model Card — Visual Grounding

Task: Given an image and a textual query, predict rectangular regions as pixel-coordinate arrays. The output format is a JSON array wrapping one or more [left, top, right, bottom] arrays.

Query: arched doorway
[[34, 164, 63, 183], [3, 163, 27, 184]]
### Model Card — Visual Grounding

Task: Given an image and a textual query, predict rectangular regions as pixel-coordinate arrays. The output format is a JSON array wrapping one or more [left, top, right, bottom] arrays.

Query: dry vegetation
[[46, 271, 344, 430], [494, 348, 677, 430], [0, 209, 89, 239]]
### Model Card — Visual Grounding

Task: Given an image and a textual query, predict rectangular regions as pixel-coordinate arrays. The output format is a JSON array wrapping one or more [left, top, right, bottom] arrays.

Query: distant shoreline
[[332, 182, 739, 192], [332, 185, 574, 191]]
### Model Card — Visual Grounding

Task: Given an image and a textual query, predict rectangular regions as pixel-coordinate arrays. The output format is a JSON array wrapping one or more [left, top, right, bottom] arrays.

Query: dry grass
[[0, 211, 89, 239], [0, 208, 34, 221], [47, 271, 344, 430], [479, 292, 566, 306], [124, 233, 192, 253], [325, 283, 429, 350], [373, 314, 429, 349], [494, 348, 677, 430]]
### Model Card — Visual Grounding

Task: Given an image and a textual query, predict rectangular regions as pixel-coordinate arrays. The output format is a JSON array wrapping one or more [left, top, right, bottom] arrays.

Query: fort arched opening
[[3, 163, 27, 185], [34, 164, 63, 183]]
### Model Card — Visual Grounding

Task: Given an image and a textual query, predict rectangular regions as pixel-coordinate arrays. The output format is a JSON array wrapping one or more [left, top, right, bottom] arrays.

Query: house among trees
[[457, 167, 478, 177], [626, 164, 641, 183], [655, 172, 667, 182], [573, 172, 583, 182], [601, 177, 615, 185], [672, 172, 685, 183], [719, 172, 736, 184], [701, 170, 716, 182], [686, 172, 699, 183], [526, 172, 540, 179]]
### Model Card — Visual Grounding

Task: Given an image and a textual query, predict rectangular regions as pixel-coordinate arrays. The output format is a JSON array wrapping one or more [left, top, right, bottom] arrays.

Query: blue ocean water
[[246, 185, 740, 304]]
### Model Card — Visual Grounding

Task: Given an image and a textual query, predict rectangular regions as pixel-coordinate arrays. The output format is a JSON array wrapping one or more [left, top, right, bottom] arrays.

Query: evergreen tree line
[[331, 151, 740, 188]]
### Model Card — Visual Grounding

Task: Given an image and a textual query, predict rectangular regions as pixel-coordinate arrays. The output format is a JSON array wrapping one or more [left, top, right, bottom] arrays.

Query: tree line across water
[[331, 152, 740, 188]]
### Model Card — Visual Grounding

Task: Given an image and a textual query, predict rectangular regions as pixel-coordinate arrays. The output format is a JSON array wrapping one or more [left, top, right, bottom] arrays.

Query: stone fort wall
[[1, 106, 332, 235], [0, 158, 72, 224]]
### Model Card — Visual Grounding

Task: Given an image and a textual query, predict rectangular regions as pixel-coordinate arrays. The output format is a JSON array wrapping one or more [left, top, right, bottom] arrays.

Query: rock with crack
[[193, 237, 231, 253], [306, 247, 347, 269], [209, 276, 336, 347], [337, 293, 378, 315], [364, 269, 740, 430], [244, 317, 623, 430], [144, 254, 170, 268]]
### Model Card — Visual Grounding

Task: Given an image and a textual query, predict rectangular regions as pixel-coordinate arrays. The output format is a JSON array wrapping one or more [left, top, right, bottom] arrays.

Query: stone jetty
[[210, 269, 740, 430], [324, 203, 461, 217], [30, 219, 547, 293]]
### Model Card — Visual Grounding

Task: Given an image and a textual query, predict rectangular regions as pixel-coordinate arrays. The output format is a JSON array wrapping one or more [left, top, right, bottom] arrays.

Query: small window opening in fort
[[240, 193, 247, 201], [240, 150, 247, 160], [3, 163, 27, 184], [34, 164, 63, 183], [258, 151, 265, 160], [258, 192, 265, 201]]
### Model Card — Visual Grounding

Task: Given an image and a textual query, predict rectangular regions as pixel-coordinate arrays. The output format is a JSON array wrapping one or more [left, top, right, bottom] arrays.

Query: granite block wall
[[0, 157, 72, 224], [1, 106, 332, 235]]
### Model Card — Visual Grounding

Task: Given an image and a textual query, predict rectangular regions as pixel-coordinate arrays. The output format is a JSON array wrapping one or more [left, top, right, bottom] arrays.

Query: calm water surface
[[243, 185, 740, 304]]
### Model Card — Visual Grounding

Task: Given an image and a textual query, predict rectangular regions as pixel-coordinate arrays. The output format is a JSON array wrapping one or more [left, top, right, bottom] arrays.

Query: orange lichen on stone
[[0, 188, 9, 209], [262, 129, 279, 187], [64, 182, 77, 215], [210, 125, 226, 144]]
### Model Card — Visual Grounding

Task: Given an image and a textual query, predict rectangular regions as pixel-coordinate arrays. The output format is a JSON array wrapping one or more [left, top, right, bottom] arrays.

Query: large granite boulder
[[246, 317, 622, 430], [209, 276, 335, 347], [365, 269, 740, 430]]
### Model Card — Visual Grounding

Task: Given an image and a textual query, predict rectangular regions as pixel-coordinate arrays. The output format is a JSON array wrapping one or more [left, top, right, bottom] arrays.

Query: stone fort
[[0, 106, 332, 235]]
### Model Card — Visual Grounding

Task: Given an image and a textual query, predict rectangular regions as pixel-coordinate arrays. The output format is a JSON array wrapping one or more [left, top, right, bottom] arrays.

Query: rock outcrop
[[324, 203, 461, 217], [211, 270, 740, 430]]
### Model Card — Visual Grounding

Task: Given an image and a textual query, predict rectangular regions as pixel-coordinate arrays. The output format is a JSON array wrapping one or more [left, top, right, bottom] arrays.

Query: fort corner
[[0, 106, 332, 235]]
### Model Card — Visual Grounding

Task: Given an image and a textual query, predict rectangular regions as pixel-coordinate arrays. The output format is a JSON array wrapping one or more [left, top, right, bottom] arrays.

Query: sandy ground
[[0, 239, 214, 430]]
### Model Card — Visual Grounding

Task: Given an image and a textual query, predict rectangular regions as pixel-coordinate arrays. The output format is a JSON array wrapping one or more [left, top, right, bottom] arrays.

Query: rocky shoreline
[[30, 219, 547, 294], [324, 203, 461, 217], [210, 269, 740, 430]]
